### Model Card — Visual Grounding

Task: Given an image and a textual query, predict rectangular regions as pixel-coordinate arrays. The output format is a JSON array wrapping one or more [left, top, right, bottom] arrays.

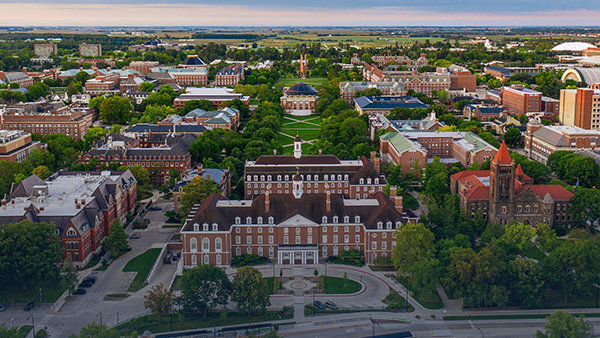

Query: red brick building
[[501, 85, 542, 116], [173, 87, 250, 109], [2, 102, 94, 140], [450, 70, 477, 92], [0, 130, 42, 162], [215, 64, 244, 87], [127, 61, 160, 75], [0, 170, 137, 267]]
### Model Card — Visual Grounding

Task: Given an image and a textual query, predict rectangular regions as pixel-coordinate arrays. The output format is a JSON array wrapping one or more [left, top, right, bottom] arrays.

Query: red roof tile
[[450, 170, 490, 181], [524, 185, 574, 201], [465, 186, 489, 199], [515, 163, 524, 175], [492, 141, 512, 165]]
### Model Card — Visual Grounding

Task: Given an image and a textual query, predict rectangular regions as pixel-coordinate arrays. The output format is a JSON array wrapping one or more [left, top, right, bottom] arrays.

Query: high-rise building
[[559, 88, 600, 130]]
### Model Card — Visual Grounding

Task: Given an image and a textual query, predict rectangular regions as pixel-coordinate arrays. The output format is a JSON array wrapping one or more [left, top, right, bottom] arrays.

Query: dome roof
[[552, 42, 597, 52], [285, 83, 318, 96]]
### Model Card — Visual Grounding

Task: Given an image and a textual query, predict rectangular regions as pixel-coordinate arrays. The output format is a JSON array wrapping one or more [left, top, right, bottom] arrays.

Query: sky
[[0, 0, 599, 26]]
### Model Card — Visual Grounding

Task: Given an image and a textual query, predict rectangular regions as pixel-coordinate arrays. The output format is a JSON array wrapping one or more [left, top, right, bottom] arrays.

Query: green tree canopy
[[231, 266, 270, 316], [536, 310, 593, 338], [98, 96, 133, 124], [179, 264, 232, 318]]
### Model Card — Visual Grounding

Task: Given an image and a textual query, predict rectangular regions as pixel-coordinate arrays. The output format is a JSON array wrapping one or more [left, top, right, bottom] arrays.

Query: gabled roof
[[492, 141, 512, 165], [523, 185, 574, 201]]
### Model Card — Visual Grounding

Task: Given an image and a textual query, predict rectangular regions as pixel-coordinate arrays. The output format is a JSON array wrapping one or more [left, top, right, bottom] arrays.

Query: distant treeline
[[191, 32, 272, 40]]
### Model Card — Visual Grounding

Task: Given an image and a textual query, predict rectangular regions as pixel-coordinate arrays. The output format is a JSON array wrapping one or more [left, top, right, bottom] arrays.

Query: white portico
[[277, 245, 319, 265]]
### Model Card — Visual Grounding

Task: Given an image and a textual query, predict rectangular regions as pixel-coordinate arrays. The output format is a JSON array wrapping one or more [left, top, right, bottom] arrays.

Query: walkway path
[[282, 115, 321, 127]]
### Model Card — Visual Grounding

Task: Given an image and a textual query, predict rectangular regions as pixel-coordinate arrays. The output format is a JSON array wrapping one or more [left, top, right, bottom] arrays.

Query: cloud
[[0, 3, 599, 26]]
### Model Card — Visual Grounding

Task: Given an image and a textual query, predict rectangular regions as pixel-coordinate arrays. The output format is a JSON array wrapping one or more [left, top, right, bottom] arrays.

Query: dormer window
[[396, 221, 402, 228], [203, 223, 209, 231], [324, 175, 328, 181], [235, 217, 241, 224], [375, 178, 379, 184], [377, 221, 383, 230], [285, 175, 289, 181], [193, 223, 199, 231], [344, 216, 349, 223], [314, 175, 318, 180], [337, 174, 342, 181], [333, 216, 339, 223], [277, 175, 282, 181], [267, 175, 272, 181], [212, 223, 218, 231], [247, 175, 251, 181], [246, 216, 252, 224], [355, 215, 360, 223], [386, 221, 392, 229], [268, 216, 274, 224], [253, 175, 258, 181], [307, 175, 311, 181], [322, 216, 327, 224], [344, 174, 348, 180], [367, 178, 372, 184], [55, 229, 60, 235], [257, 216, 263, 224], [360, 178, 364, 184], [260, 175, 265, 181]]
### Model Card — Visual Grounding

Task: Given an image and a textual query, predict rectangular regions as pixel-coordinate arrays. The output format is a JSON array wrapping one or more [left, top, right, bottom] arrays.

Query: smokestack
[[370, 151, 376, 163], [374, 157, 381, 174], [318, 149, 322, 155], [326, 190, 331, 212]]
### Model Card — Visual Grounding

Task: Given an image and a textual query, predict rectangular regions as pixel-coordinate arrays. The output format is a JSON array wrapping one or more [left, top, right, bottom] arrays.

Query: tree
[[26, 82, 50, 101], [32, 165, 52, 179], [74, 71, 90, 84], [0, 221, 62, 289], [391, 222, 436, 279], [61, 257, 78, 295], [179, 176, 221, 217], [536, 310, 593, 338], [66, 81, 83, 96], [509, 257, 544, 308], [499, 222, 536, 252], [0, 324, 23, 337], [231, 266, 270, 316], [119, 165, 152, 199], [74, 322, 119, 338], [98, 96, 133, 124], [535, 223, 559, 253], [104, 220, 128, 258], [179, 264, 232, 318], [183, 99, 213, 114], [139, 82, 155, 92], [504, 127, 522, 147], [570, 188, 600, 228], [144, 283, 175, 323]]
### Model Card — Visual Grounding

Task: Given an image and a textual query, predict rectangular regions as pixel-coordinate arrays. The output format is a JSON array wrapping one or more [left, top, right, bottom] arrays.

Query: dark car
[[122, 247, 133, 252], [24, 302, 34, 311], [172, 255, 179, 262], [129, 233, 140, 239], [324, 301, 338, 310], [73, 288, 86, 295], [83, 276, 97, 285], [0, 304, 6, 312], [149, 206, 161, 211], [79, 280, 93, 288], [313, 300, 326, 310]]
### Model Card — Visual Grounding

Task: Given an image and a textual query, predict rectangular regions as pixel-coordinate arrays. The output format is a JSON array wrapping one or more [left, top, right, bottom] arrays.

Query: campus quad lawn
[[275, 77, 328, 88], [115, 311, 293, 335], [0, 279, 67, 303], [123, 248, 162, 292], [324, 276, 361, 294]]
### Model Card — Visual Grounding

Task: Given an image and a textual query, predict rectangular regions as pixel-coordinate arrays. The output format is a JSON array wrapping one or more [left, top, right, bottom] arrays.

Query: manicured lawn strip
[[324, 276, 361, 294], [382, 290, 414, 312], [282, 115, 321, 122], [123, 248, 162, 292], [115, 311, 293, 335], [0, 279, 67, 303], [445, 313, 600, 321], [538, 288, 600, 309], [521, 245, 546, 260], [17, 325, 33, 338], [304, 304, 355, 315], [276, 77, 328, 88], [394, 276, 443, 309]]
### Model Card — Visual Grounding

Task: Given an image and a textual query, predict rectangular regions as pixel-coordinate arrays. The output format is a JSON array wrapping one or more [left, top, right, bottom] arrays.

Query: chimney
[[390, 186, 397, 198], [273, 149, 277, 155], [40, 206, 45, 211], [318, 149, 322, 155], [370, 151, 376, 163], [326, 190, 331, 212], [76, 203, 81, 209], [81, 199, 86, 205], [265, 190, 270, 213], [374, 157, 381, 174], [395, 195, 403, 213], [1, 199, 5, 206], [75, 198, 78, 204], [197, 164, 203, 174]]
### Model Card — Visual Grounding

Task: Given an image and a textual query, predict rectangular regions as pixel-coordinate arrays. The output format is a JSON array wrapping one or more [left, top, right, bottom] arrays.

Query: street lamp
[[97, 312, 103, 326], [39, 288, 42, 303]]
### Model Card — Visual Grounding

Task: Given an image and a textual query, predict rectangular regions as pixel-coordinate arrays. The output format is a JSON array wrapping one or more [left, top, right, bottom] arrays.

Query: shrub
[[231, 253, 268, 267]]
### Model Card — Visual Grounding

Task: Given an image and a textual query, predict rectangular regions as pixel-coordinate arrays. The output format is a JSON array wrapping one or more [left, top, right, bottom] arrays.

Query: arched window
[[284, 175, 289, 181], [212, 223, 218, 231], [277, 175, 282, 181], [267, 175, 272, 181], [377, 221, 383, 229], [337, 174, 342, 181], [215, 238, 222, 251], [202, 238, 210, 252], [246, 216, 252, 224], [322, 216, 328, 224], [268, 216, 274, 224], [260, 175, 265, 181], [386, 221, 392, 229], [253, 175, 258, 181], [257, 216, 263, 224], [333, 216, 339, 223], [235, 217, 241, 224], [193, 223, 199, 231], [344, 216, 350, 223], [190, 238, 198, 252], [203, 223, 209, 231], [355, 215, 360, 223]]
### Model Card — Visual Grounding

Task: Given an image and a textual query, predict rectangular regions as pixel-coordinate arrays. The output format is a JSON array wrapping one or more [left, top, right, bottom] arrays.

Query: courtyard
[[276, 115, 321, 154]]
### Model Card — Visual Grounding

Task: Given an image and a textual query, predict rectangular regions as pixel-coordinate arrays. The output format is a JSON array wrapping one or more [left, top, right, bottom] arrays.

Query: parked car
[[149, 206, 161, 211], [24, 302, 34, 311], [313, 300, 326, 310], [0, 304, 6, 312], [79, 280, 93, 288], [83, 276, 97, 285], [324, 301, 338, 310], [172, 255, 179, 262], [129, 233, 140, 239], [122, 247, 132, 252], [73, 288, 86, 295]]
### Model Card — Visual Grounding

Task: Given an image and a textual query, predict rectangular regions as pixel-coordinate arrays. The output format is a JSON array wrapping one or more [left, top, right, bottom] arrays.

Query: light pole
[[117, 312, 119, 325], [97, 312, 102, 326], [312, 292, 315, 317], [369, 315, 375, 337], [39, 288, 42, 303]]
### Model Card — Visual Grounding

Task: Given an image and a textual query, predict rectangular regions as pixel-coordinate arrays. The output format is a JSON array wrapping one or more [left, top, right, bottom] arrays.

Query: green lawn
[[275, 77, 328, 88], [539, 288, 600, 309], [382, 290, 414, 312], [17, 325, 33, 338], [277, 115, 322, 149], [394, 276, 444, 309], [0, 279, 67, 303], [324, 276, 362, 294], [123, 248, 162, 292], [304, 304, 355, 315], [115, 311, 293, 336], [521, 244, 546, 260]]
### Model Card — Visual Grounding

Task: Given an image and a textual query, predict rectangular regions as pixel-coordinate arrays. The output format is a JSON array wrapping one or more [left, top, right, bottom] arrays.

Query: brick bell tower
[[489, 141, 515, 225]]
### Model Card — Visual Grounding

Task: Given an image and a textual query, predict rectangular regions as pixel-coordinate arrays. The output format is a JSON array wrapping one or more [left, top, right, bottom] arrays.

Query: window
[[257, 217, 263, 224], [333, 246, 338, 255], [322, 216, 327, 223], [307, 227, 312, 234], [215, 238, 222, 251], [247, 236, 252, 244], [284, 227, 289, 234], [355, 216, 360, 223], [344, 226, 349, 232], [355, 225, 360, 232], [190, 238, 198, 252], [333, 235, 338, 243], [307, 235, 312, 243], [203, 223, 209, 231], [202, 238, 210, 252], [212, 223, 218, 231], [193, 224, 199, 231], [216, 255, 222, 265], [191, 254, 197, 265], [269, 247, 274, 257], [295, 236, 301, 244], [268, 217, 274, 224], [284, 236, 289, 244], [344, 216, 350, 223], [323, 226, 327, 232], [236, 247, 241, 255], [377, 222, 383, 230], [247, 247, 252, 254], [246, 217, 252, 224], [355, 235, 360, 242], [203, 255, 209, 264], [382, 232, 387, 239], [344, 235, 349, 243], [322, 235, 327, 243], [236, 227, 241, 233], [269, 226, 274, 233], [296, 227, 301, 234], [269, 235, 274, 244], [258, 236, 263, 244], [333, 216, 338, 223], [235, 217, 241, 224], [382, 242, 387, 250], [372, 241, 377, 250], [322, 246, 328, 256]]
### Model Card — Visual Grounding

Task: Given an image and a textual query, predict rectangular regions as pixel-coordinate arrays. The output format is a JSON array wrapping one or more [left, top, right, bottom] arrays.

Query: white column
[[278, 251, 282, 265], [314, 250, 318, 264], [301, 252, 306, 265]]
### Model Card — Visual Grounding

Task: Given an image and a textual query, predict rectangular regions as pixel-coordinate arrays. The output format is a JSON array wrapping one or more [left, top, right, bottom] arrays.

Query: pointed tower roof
[[492, 141, 512, 165], [515, 163, 524, 175]]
